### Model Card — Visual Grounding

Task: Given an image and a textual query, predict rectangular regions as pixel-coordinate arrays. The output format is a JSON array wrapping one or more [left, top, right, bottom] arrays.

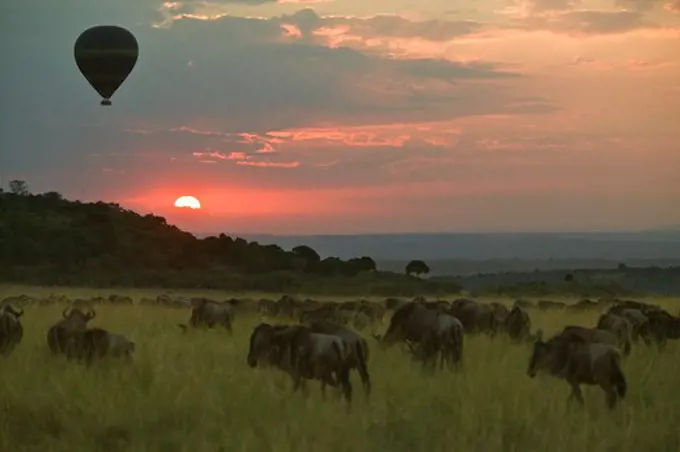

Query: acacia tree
[[405, 260, 430, 277], [9, 180, 29, 196], [292, 245, 321, 272]]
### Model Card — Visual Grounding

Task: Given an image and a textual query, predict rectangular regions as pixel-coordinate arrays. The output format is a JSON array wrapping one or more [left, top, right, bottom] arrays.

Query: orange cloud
[[281, 23, 302, 37], [665, 1, 680, 13], [236, 160, 301, 168]]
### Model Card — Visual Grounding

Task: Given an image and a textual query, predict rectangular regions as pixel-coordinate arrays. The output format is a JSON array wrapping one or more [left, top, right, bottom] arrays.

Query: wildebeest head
[[62, 307, 96, 327], [1, 304, 24, 320], [527, 331, 580, 378], [372, 302, 420, 345], [247, 323, 280, 368]]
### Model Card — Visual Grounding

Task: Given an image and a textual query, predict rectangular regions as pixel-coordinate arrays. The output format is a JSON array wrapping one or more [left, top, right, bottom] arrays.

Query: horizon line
[[190, 228, 680, 237]]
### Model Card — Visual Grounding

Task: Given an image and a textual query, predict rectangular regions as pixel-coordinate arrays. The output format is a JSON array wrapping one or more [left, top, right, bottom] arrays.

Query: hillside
[[0, 186, 460, 296]]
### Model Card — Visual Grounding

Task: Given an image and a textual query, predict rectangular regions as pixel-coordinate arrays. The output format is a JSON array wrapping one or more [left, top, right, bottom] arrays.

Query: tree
[[9, 180, 29, 196], [564, 273, 574, 282], [292, 245, 321, 272], [406, 260, 430, 277], [617, 263, 628, 271]]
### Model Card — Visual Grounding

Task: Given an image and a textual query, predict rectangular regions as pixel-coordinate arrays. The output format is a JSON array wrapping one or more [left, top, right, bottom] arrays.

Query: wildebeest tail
[[609, 352, 627, 398]]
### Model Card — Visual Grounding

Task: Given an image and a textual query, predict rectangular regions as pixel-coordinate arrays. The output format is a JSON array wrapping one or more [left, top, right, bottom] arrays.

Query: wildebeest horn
[[7, 305, 24, 317], [87, 308, 96, 319], [63, 307, 72, 319], [371, 333, 382, 341], [178, 324, 188, 332]]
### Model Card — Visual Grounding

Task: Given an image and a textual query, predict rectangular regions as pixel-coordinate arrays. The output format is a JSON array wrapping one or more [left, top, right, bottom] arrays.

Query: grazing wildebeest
[[247, 323, 354, 405], [596, 313, 633, 356], [405, 312, 464, 371], [644, 310, 680, 348], [606, 307, 652, 344], [489, 302, 509, 322], [306, 320, 371, 397], [0, 304, 24, 356], [67, 328, 135, 365], [448, 300, 499, 335], [527, 331, 627, 410], [47, 307, 96, 355], [372, 302, 440, 346], [504, 306, 531, 341], [178, 299, 232, 333]]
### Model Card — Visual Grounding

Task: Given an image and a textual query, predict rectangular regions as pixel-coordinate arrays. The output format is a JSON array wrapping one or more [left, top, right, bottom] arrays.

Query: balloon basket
[[100, 99, 112, 106]]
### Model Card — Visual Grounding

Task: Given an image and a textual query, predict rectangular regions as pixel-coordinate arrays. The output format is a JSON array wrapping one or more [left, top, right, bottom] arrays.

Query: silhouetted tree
[[292, 245, 321, 272], [406, 260, 430, 277], [564, 273, 574, 282], [9, 180, 29, 196]]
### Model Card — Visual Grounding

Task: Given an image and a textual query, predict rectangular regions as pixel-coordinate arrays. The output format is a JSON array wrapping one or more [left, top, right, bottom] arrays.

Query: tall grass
[[1, 288, 679, 451]]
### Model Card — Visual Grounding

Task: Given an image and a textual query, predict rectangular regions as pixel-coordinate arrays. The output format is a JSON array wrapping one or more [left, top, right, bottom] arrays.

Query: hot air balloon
[[74, 25, 139, 106]]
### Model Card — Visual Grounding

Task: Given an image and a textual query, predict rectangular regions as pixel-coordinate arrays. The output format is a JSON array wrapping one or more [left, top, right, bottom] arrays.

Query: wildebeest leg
[[320, 380, 327, 400], [622, 340, 631, 357], [655, 335, 667, 351], [337, 366, 352, 408], [567, 382, 585, 406], [603, 386, 618, 410]]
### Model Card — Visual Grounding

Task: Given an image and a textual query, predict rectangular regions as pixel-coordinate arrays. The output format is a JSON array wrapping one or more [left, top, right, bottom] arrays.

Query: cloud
[[666, 1, 680, 13]]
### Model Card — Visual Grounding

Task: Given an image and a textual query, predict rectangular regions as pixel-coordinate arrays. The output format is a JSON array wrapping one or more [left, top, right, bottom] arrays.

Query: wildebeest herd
[[1, 294, 679, 411]]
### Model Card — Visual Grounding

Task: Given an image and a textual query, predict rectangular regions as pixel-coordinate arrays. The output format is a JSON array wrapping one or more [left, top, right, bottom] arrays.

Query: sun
[[174, 195, 201, 210]]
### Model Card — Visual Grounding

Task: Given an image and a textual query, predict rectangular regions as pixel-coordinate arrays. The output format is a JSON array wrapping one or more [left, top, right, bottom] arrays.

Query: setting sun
[[174, 195, 201, 209]]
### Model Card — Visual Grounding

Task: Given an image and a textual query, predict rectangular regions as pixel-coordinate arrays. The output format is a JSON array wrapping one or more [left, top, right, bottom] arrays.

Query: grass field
[[1, 285, 680, 452]]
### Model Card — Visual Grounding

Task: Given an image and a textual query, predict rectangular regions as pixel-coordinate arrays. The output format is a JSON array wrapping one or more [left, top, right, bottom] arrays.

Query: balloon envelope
[[74, 25, 138, 106]]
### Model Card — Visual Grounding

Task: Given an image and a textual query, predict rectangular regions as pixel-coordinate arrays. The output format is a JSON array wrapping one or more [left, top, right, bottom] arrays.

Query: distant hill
[[0, 187, 461, 296], [198, 232, 680, 263]]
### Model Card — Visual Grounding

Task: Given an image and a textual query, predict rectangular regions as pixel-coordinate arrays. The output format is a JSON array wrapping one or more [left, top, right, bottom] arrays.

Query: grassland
[[1, 285, 680, 452]]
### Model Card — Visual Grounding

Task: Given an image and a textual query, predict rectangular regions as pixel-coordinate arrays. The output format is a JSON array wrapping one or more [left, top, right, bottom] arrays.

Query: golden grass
[[1, 286, 680, 451]]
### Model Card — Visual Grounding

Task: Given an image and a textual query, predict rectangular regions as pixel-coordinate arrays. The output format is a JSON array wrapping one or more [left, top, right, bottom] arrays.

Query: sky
[[1, 0, 679, 234]]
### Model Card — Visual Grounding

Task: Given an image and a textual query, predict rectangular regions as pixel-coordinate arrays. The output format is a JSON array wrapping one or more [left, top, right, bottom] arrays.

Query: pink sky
[[3, 0, 680, 233]]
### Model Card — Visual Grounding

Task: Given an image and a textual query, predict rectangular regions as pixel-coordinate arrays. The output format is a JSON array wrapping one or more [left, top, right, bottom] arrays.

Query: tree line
[[0, 181, 452, 295]]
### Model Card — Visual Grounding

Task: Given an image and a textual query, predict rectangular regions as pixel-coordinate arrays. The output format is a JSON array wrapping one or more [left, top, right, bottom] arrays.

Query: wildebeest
[[67, 328, 135, 365], [405, 312, 464, 371], [306, 320, 371, 397], [448, 300, 499, 335], [372, 302, 441, 345], [606, 307, 652, 344], [596, 313, 633, 356], [527, 331, 627, 409], [47, 307, 96, 355], [247, 323, 354, 405], [0, 304, 24, 356], [504, 306, 531, 341], [178, 299, 232, 333], [644, 309, 680, 348]]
